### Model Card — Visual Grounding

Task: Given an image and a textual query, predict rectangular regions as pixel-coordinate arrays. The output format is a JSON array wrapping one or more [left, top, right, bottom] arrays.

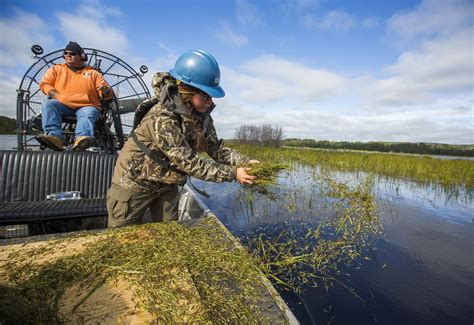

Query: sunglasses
[[195, 91, 211, 101], [63, 51, 79, 56]]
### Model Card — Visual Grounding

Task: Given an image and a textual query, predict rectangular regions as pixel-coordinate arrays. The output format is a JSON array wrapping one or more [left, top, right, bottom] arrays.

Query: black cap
[[64, 41, 82, 54]]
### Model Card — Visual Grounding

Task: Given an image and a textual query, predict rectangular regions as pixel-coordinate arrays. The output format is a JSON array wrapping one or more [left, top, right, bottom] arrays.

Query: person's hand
[[98, 84, 113, 99], [236, 167, 256, 185], [248, 159, 261, 165], [48, 89, 57, 99]]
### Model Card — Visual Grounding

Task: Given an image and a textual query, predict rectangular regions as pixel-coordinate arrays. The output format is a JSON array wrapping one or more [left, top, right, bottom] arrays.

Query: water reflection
[[192, 164, 473, 325]]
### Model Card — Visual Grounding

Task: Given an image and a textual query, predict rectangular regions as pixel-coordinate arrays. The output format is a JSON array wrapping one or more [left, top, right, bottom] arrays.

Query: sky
[[0, 0, 472, 144]]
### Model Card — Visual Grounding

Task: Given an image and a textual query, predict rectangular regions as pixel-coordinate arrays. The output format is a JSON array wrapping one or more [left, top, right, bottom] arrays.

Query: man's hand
[[98, 84, 113, 100], [236, 167, 256, 185], [48, 89, 57, 98]]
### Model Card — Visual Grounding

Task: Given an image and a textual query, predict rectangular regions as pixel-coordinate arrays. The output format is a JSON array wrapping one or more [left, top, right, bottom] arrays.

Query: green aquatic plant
[[0, 218, 284, 324], [245, 162, 289, 194], [246, 175, 383, 295], [230, 143, 474, 193]]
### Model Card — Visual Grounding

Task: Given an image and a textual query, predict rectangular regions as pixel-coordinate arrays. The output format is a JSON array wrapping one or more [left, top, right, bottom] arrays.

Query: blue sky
[[0, 0, 472, 144]]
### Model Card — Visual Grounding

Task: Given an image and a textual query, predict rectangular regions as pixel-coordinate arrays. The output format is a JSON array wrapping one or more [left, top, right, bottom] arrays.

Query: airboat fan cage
[[16, 45, 151, 151]]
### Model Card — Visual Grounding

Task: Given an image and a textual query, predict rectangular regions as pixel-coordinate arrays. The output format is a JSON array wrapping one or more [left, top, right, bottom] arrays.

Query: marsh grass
[[231, 143, 474, 192], [0, 218, 281, 324]]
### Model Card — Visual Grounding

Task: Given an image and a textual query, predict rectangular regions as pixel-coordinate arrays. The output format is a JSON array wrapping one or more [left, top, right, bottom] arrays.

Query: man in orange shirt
[[36, 41, 113, 151]]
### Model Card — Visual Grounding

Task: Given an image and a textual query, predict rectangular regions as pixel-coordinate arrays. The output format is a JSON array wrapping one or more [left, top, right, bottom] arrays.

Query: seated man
[[36, 41, 113, 151]]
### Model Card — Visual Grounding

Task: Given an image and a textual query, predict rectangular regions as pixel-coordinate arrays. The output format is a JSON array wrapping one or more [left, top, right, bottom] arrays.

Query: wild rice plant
[[0, 219, 279, 324], [245, 175, 383, 294], [231, 143, 474, 193]]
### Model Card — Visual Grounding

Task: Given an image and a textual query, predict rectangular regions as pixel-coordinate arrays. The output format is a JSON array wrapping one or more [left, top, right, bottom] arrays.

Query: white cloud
[[214, 22, 248, 47], [56, 2, 128, 56], [388, 0, 473, 41], [277, 0, 320, 13], [302, 10, 379, 31], [0, 10, 54, 67], [0, 0, 471, 145], [223, 55, 347, 104], [148, 43, 178, 72], [214, 97, 473, 144], [364, 3, 473, 107], [388, 32, 473, 89], [0, 72, 21, 117], [139, 43, 179, 95], [77, 0, 123, 20], [0, 10, 53, 117], [236, 0, 263, 27], [362, 17, 379, 28], [314, 10, 355, 31]]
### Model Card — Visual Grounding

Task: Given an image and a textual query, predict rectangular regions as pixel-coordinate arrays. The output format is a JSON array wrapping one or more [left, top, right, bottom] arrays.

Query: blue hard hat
[[169, 49, 225, 98]]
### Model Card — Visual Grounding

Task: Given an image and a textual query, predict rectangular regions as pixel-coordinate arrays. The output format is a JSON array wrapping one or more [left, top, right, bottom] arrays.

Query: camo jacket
[[112, 72, 251, 193]]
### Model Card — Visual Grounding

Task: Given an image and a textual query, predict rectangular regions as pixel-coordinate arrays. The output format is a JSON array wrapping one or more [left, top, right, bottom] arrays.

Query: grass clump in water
[[245, 162, 289, 194], [245, 175, 383, 297]]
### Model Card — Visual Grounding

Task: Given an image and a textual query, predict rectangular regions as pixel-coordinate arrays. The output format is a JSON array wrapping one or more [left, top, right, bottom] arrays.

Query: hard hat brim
[[198, 84, 225, 98], [170, 69, 225, 98]]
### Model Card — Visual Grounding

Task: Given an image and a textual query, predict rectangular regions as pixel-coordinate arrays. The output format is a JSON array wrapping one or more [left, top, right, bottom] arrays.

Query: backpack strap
[[130, 130, 210, 198], [133, 97, 159, 129], [130, 130, 186, 176]]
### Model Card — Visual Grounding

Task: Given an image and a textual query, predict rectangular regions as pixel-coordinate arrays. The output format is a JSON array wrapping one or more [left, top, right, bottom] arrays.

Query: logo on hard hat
[[214, 77, 220, 84]]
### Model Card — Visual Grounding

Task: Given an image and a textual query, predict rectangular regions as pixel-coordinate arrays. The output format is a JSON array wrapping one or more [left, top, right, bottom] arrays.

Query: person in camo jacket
[[107, 49, 260, 228]]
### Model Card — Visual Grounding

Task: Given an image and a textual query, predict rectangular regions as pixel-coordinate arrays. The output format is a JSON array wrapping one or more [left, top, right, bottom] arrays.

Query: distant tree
[[234, 124, 284, 147], [0, 116, 16, 134]]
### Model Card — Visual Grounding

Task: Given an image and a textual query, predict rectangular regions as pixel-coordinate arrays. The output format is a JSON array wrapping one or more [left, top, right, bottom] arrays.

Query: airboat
[[0, 45, 298, 324], [2, 44, 224, 237], [1, 44, 153, 236]]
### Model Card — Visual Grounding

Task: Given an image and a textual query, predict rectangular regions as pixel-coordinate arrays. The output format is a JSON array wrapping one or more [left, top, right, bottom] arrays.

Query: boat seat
[[0, 150, 116, 225]]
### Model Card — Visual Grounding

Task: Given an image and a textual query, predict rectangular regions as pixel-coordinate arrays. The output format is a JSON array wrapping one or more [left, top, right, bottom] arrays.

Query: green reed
[[231, 143, 474, 191]]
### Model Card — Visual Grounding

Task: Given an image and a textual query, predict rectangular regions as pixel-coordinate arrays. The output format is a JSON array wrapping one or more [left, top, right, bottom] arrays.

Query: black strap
[[131, 130, 186, 176], [130, 130, 210, 198]]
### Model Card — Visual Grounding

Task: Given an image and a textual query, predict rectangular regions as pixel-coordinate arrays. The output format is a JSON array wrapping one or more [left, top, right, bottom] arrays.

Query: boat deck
[[0, 185, 298, 324]]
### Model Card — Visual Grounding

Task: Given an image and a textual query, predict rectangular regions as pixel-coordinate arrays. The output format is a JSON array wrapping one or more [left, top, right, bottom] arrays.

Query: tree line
[[0, 116, 16, 134], [284, 138, 474, 157], [232, 125, 473, 156]]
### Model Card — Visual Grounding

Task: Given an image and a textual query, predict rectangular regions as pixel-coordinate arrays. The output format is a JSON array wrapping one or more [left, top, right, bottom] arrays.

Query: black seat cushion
[[0, 150, 116, 224], [0, 199, 106, 224]]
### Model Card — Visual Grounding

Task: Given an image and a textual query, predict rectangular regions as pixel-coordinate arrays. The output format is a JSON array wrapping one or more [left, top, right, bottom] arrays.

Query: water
[[0, 134, 18, 150], [192, 165, 473, 325], [2, 133, 472, 323]]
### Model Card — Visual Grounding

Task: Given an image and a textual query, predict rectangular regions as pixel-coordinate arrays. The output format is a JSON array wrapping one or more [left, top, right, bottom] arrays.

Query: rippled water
[[2, 133, 472, 323], [192, 165, 473, 325], [0, 134, 18, 150]]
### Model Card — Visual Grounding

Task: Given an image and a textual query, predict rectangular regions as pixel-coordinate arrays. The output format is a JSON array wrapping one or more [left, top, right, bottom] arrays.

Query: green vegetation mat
[[0, 218, 287, 324]]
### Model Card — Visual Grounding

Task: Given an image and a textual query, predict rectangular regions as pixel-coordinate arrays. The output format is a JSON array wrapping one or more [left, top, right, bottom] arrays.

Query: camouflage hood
[[153, 72, 214, 121]]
